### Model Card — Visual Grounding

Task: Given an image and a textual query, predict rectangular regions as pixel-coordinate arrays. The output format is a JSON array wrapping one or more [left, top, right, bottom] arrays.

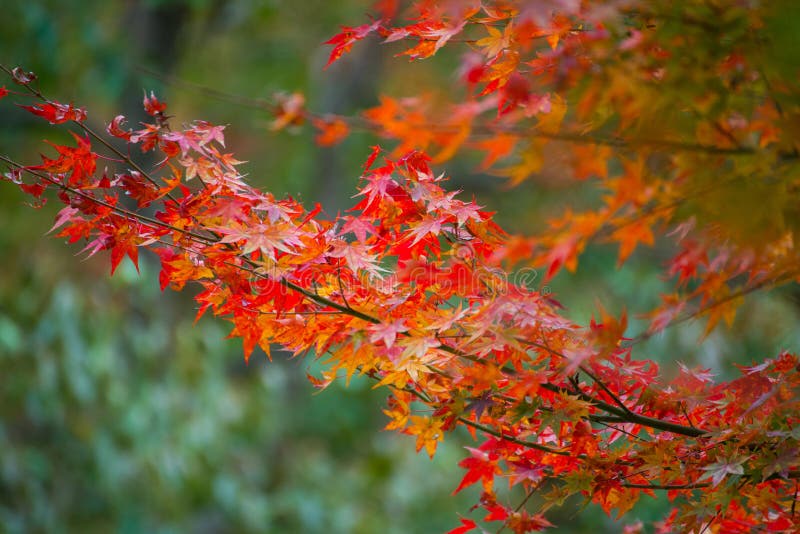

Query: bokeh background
[[2, 1, 799, 533]]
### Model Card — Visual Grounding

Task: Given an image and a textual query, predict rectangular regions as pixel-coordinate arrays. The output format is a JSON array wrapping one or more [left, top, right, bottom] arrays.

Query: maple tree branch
[[0, 155, 215, 244], [79, 122, 173, 199], [438, 338, 707, 438], [625, 267, 800, 347], [1, 151, 382, 331], [389, 337, 706, 453], [279, 278, 379, 324], [4, 163, 386, 341], [537, 382, 706, 438], [0, 64, 176, 203]]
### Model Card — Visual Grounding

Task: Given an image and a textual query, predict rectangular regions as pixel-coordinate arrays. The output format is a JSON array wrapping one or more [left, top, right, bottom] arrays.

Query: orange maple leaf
[[407, 415, 445, 458]]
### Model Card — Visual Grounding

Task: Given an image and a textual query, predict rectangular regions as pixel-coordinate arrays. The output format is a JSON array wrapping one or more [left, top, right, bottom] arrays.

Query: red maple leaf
[[28, 132, 97, 187], [19, 101, 87, 124], [324, 20, 382, 68]]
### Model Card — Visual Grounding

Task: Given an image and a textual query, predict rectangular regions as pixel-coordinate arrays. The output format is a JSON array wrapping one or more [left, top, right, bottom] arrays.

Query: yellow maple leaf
[[610, 220, 655, 266], [476, 23, 513, 58], [407, 415, 445, 458], [537, 94, 567, 134], [494, 140, 544, 185]]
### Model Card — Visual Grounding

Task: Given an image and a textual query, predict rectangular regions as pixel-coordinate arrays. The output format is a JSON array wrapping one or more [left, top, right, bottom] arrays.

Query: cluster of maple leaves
[[3, 0, 800, 531]]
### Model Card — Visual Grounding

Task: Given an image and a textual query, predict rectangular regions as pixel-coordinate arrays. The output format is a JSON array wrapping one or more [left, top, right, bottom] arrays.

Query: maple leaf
[[369, 319, 408, 348], [589, 303, 627, 355], [494, 140, 544, 186], [595, 485, 640, 519], [646, 294, 686, 334], [328, 239, 385, 277], [363, 144, 382, 171], [760, 446, 799, 481], [419, 19, 468, 57], [540, 234, 582, 282], [339, 215, 377, 242], [28, 132, 97, 187], [483, 504, 509, 522], [569, 420, 598, 456], [472, 134, 518, 170], [382, 392, 411, 431], [571, 144, 611, 180], [109, 229, 141, 275], [407, 415, 445, 458], [454, 446, 501, 494], [19, 101, 87, 124], [508, 511, 555, 532], [699, 456, 748, 487], [354, 165, 399, 205], [107, 115, 132, 141], [194, 121, 226, 147], [498, 73, 535, 115], [394, 355, 434, 383], [0, 86, 7, 100], [407, 215, 445, 245], [250, 195, 297, 223], [306, 370, 336, 390], [478, 48, 520, 96], [270, 92, 305, 131], [48, 206, 81, 235], [610, 220, 655, 266], [398, 335, 441, 359], [324, 20, 382, 67], [536, 94, 566, 134], [143, 91, 167, 116], [446, 518, 477, 534], [464, 392, 496, 421], [118, 172, 160, 208], [476, 22, 513, 58], [676, 362, 715, 386], [214, 222, 304, 260], [156, 249, 214, 291], [700, 293, 741, 340], [312, 116, 350, 146]]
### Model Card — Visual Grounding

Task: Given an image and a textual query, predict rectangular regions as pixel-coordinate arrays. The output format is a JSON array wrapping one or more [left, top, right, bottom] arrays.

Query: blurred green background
[[2, 1, 799, 533]]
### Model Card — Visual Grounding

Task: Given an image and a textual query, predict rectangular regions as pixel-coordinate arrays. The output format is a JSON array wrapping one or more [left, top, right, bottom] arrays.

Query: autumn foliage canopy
[[3, 0, 800, 531]]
